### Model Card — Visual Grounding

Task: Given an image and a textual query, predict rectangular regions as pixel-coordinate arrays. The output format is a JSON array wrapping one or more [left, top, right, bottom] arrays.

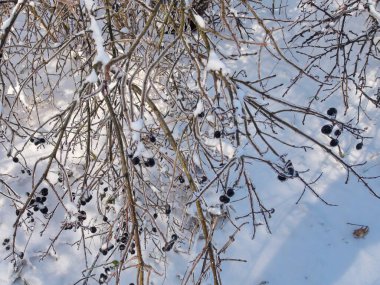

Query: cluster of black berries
[[320, 108, 340, 147], [162, 234, 178, 252], [165, 204, 171, 215], [20, 168, 31, 175], [2, 238, 10, 251], [321, 107, 364, 150], [99, 266, 113, 284], [277, 160, 296, 182], [24, 188, 49, 217], [116, 232, 129, 251], [131, 156, 155, 167], [219, 188, 235, 204], [30, 137, 46, 146], [80, 194, 93, 206]]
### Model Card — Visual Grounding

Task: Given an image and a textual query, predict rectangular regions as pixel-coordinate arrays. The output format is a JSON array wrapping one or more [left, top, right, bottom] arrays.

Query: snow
[[85, 69, 98, 83], [193, 14, 206, 29], [206, 50, 231, 75], [193, 100, 204, 117], [85, 0, 110, 66], [0, 0, 24, 32], [368, 0, 380, 23]]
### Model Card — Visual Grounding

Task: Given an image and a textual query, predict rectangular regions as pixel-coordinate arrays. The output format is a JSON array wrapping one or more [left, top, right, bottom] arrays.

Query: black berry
[[132, 157, 140, 165], [40, 207, 48, 214], [334, 129, 341, 136], [119, 244, 126, 250], [152, 227, 157, 233], [356, 142, 363, 150], [90, 226, 97, 233], [321, 125, 333, 135], [36, 197, 42, 203], [178, 176, 185, 183], [144, 158, 155, 167], [214, 130, 221, 138], [330, 139, 339, 147], [201, 176, 207, 183], [130, 249, 135, 254], [198, 112, 204, 118], [153, 213, 158, 219], [103, 216, 108, 222], [40, 188, 48, 196], [277, 174, 287, 181], [226, 188, 235, 197], [12, 157, 19, 163], [149, 135, 156, 143], [85, 195, 93, 203], [41, 197, 47, 203], [327, 107, 337, 117], [219, 195, 230, 203], [15, 209, 20, 216], [171, 234, 178, 240], [165, 204, 171, 215]]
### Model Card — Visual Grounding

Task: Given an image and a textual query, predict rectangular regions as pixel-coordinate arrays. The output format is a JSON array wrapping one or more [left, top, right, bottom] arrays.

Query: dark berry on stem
[[40, 207, 48, 214], [226, 188, 235, 197], [15, 209, 20, 216], [41, 197, 47, 203], [165, 204, 171, 215], [119, 244, 126, 250], [327, 107, 337, 116], [171, 234, 178, 240], [334, 129, 341, 136], [152, 227, 157, 233], [356, 142, 363, 150], [132, 157, 140, 165], [214, 130, 221, 138], [12, 157, 19, 163], [40, 188, 48, 196], [277, 174, 287, 181], [219, 195, 230, 203], [321, 125, 333, 135], [150, 135, 156, 143], [330, 139, 339, 147], [90, 226, 97, 233], [178, 176, 185, 183], [145, 158, 155, 167], [153, 213, 158, 219]]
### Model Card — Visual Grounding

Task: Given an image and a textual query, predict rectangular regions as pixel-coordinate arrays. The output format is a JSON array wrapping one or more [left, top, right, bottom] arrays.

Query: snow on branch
[[368, 0, 380, 23]]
